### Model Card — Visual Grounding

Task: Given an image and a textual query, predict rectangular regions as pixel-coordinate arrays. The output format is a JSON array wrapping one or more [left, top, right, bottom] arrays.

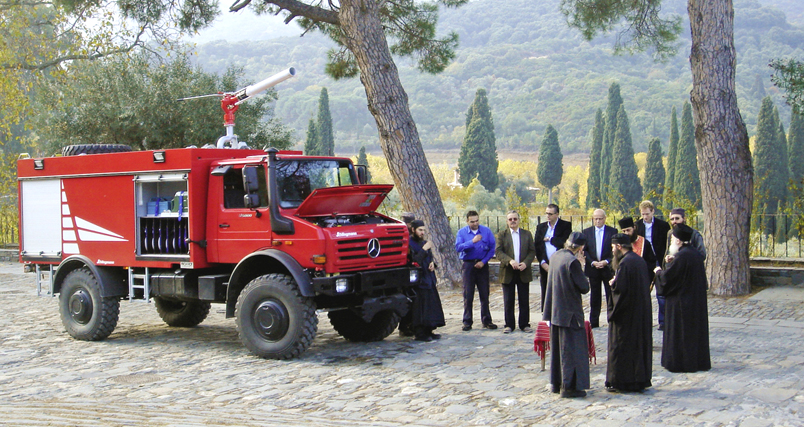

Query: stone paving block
[[749, 388, 798, 403]]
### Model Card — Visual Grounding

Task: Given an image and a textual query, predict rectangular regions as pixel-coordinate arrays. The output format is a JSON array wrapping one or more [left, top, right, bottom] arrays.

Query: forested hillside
[[191, 0, 804, 155]]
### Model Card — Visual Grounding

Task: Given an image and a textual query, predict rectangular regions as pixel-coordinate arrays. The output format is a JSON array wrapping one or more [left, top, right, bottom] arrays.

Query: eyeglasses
[[507, 218, 519, 221], [545, 212, 556, 216]]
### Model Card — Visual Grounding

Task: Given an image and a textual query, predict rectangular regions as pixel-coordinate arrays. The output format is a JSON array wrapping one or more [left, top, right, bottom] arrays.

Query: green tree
[[316, 87, 334, 156], [607, 105, 642, 213], [33, 53, 292, 152], [663, 106, 679, 208], [600, 82, 623, 199], [356, 145, 372, 183], [753, 97, 788, 226], [643, 137, 666, 200], [562, 0, 755, 296], [771, 58, 804, 111], [789, 109, 804, 187], [304, 117, 319, 155], [458, 88, 498, 191], [673, 102, 701, 208], [586, 108, 604, 209], [537, 124, 563, 204]]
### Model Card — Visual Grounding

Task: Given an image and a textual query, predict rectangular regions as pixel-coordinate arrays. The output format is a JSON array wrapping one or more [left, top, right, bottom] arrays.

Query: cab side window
[[223, 168, 246, 209]]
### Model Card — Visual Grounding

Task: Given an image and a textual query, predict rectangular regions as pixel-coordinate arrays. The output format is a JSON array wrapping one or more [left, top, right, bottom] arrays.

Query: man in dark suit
[[582, 209, 617, 328], [635, 200, 671, 267], [496, 210, 537, 333], [534, 203, 572, 311]]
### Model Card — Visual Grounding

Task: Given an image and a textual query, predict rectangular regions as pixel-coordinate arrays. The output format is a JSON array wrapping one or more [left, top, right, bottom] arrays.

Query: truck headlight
[[335, 278, 351, 293], [409, 269, 419, 283]]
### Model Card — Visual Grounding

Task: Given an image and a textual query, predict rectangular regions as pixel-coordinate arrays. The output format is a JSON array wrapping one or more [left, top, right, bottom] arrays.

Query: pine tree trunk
[[688, 0, 752, 295], [339, 0, 462, 287]]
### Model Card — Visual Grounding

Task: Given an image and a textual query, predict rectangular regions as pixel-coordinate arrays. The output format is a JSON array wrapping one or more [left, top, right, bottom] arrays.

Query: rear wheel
[[235, 274, 317, 359], [59, 267, 119, 341], [154, 297, 210, 327], [328, 309, 400, 342]]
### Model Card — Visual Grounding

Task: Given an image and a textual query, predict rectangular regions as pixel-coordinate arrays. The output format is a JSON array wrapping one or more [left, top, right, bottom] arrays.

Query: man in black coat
[[635, 200, 670, 329], [619, 216, 657, 283], [534, 203, 572, 311], [653, 224, 711, 373], [582, 209, 617, 328], [606, 233, 653, 392]]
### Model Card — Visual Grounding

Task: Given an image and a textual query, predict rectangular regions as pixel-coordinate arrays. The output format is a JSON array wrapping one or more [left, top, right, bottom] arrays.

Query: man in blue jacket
[[455, 210, 497, 331]]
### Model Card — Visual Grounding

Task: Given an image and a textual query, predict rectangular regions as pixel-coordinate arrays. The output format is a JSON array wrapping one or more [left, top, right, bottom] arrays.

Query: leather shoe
[[430, 333, 441, 340], [482, 323, 498, 330], [503, 327, 513, 334], [462, 324, 472, 331], [560, 389, 587, 398], [551, 386, 560, 394], [658, 324, 664, 331], [521, 326, 534, 333], [590, 324, 599, 329]]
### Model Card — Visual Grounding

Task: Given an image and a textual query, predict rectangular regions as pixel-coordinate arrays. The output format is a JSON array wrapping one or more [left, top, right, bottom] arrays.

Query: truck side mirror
[[242, 166, 261, 209], [355, 165, 368, 185]]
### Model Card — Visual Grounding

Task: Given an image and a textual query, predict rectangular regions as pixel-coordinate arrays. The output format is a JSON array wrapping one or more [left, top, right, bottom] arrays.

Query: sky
[[187, 4, 300, 44]]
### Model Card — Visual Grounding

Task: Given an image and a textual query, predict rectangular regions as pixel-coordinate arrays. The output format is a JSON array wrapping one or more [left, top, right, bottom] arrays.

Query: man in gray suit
[[542, 232, 591, 398], [496, 210, 537, 334]]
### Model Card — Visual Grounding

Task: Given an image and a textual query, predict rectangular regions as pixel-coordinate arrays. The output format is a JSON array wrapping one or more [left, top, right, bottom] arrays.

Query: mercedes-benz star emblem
[[367, 238, 381, 258]]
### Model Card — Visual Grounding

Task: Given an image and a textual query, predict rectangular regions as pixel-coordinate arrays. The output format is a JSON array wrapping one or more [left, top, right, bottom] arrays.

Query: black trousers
[[462, 261, 492, 326], [588, 273, 611, 327], [502, 272, 530, 330], [539, 263, 549, 311]]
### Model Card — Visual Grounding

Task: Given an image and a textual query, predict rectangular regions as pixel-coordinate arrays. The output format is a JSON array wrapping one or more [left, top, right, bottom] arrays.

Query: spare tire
[[62, 144, 134, 156]]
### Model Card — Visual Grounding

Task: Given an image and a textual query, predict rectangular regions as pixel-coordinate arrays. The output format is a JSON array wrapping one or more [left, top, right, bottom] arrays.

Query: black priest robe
[[654, 245, 711, 373], [606, 250, 653, 391]]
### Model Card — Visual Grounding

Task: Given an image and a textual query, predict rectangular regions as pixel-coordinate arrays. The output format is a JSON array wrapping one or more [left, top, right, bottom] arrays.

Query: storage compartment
[[135, 173, 190, 257]]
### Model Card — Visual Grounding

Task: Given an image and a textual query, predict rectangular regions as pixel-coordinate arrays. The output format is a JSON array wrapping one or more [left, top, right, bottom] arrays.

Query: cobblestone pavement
[[1, 262, 802, 426]]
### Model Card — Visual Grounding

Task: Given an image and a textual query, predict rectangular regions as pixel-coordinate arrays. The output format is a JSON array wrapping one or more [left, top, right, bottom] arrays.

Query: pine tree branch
[[256, 0, 340, 25]]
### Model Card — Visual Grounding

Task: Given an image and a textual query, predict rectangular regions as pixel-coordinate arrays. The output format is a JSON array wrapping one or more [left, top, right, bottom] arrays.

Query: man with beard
[[660, 208, 707, 331], [606, 233, 653, 393], [542, 232, 590, 398], [618, 217, 657, 283], [653, 224, 711, 373], [408, 220, 446, 342]]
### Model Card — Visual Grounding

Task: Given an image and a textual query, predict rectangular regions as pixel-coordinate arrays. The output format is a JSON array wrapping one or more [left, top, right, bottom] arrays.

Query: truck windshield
[[276, 160, 355, 208]]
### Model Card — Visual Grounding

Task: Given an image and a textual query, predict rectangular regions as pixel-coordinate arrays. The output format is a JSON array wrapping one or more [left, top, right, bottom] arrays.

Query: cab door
[[207, 164, 271, 263]]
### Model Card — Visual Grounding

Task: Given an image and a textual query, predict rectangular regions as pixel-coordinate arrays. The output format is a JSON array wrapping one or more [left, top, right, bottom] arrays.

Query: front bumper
[[312, 266, 416, 297]]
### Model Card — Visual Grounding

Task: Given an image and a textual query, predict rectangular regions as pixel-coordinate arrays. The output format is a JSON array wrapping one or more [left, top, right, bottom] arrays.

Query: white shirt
[[644, 220, 653, 244], [596, 226, 605, 260], [510, 228, 521, 263], [544, 222, 558, 262]]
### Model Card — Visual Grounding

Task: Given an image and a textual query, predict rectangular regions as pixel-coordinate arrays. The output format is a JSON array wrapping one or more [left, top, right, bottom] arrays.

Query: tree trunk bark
[[688, 0, 752, 295], [338, 0, 462, 287]]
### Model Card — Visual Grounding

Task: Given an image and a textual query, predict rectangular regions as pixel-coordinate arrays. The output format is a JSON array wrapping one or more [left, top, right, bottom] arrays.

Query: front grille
[[334, 236, 406, 267]]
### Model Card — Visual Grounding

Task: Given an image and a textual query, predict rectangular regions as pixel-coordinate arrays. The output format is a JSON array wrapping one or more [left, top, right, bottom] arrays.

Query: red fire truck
[[17, 70, 417, 360]]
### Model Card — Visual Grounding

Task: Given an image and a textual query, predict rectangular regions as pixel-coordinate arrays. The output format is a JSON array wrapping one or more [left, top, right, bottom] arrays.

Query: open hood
[[294, 184, 394, 217]]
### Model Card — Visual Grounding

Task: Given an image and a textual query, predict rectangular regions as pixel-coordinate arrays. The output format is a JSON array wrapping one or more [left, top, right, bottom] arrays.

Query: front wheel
[[235, 274, 317, 359], [328, 309, 400, 342], [154, 297, 210, 327], [59, 267, 120, 340]]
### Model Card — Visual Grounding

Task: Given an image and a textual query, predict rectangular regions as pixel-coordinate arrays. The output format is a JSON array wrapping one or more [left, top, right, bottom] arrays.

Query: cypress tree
[[789, 109, 804, 186], [663, 106, 679, 208], [357, 145, 372, 183], [586, 109, 604, 209], [600, 83, 623, 198], [304, 117, 318, 155], [674, 102, 702, 208], [608, 105, 642, 213], [316, 87, 334, 156], [458, 88, 498, 190], [643, 137, 666, 199], [754, 100, 789, 229], [537, 124, 564, 204]]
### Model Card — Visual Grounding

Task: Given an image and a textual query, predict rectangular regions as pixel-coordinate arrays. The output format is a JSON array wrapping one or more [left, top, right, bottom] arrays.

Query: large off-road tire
[[61, 144, 133, 156], [328, 309, 400, 342], [59, 267, 120, 341], [154, 297, 211, 327], [235, 274, 317, 359]]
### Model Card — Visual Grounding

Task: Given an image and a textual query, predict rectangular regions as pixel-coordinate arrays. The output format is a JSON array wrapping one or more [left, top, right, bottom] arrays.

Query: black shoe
[[430, 333, 441, 340], [398, 329, 414, 337], [560, 389, 587, 398], [605, 386, 619, 393], [658, 324, 664, 331], [551, 386, 560, 394], [462, 324, 472, 331], [483, 323, 498, 330], [414, 335, 433, 342], [590, 324, 599, 329]]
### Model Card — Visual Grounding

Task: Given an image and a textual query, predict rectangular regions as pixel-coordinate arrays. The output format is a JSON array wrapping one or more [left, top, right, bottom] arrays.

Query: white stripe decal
[[77, 229, 127, 242], [74, 217, 125, 239]]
